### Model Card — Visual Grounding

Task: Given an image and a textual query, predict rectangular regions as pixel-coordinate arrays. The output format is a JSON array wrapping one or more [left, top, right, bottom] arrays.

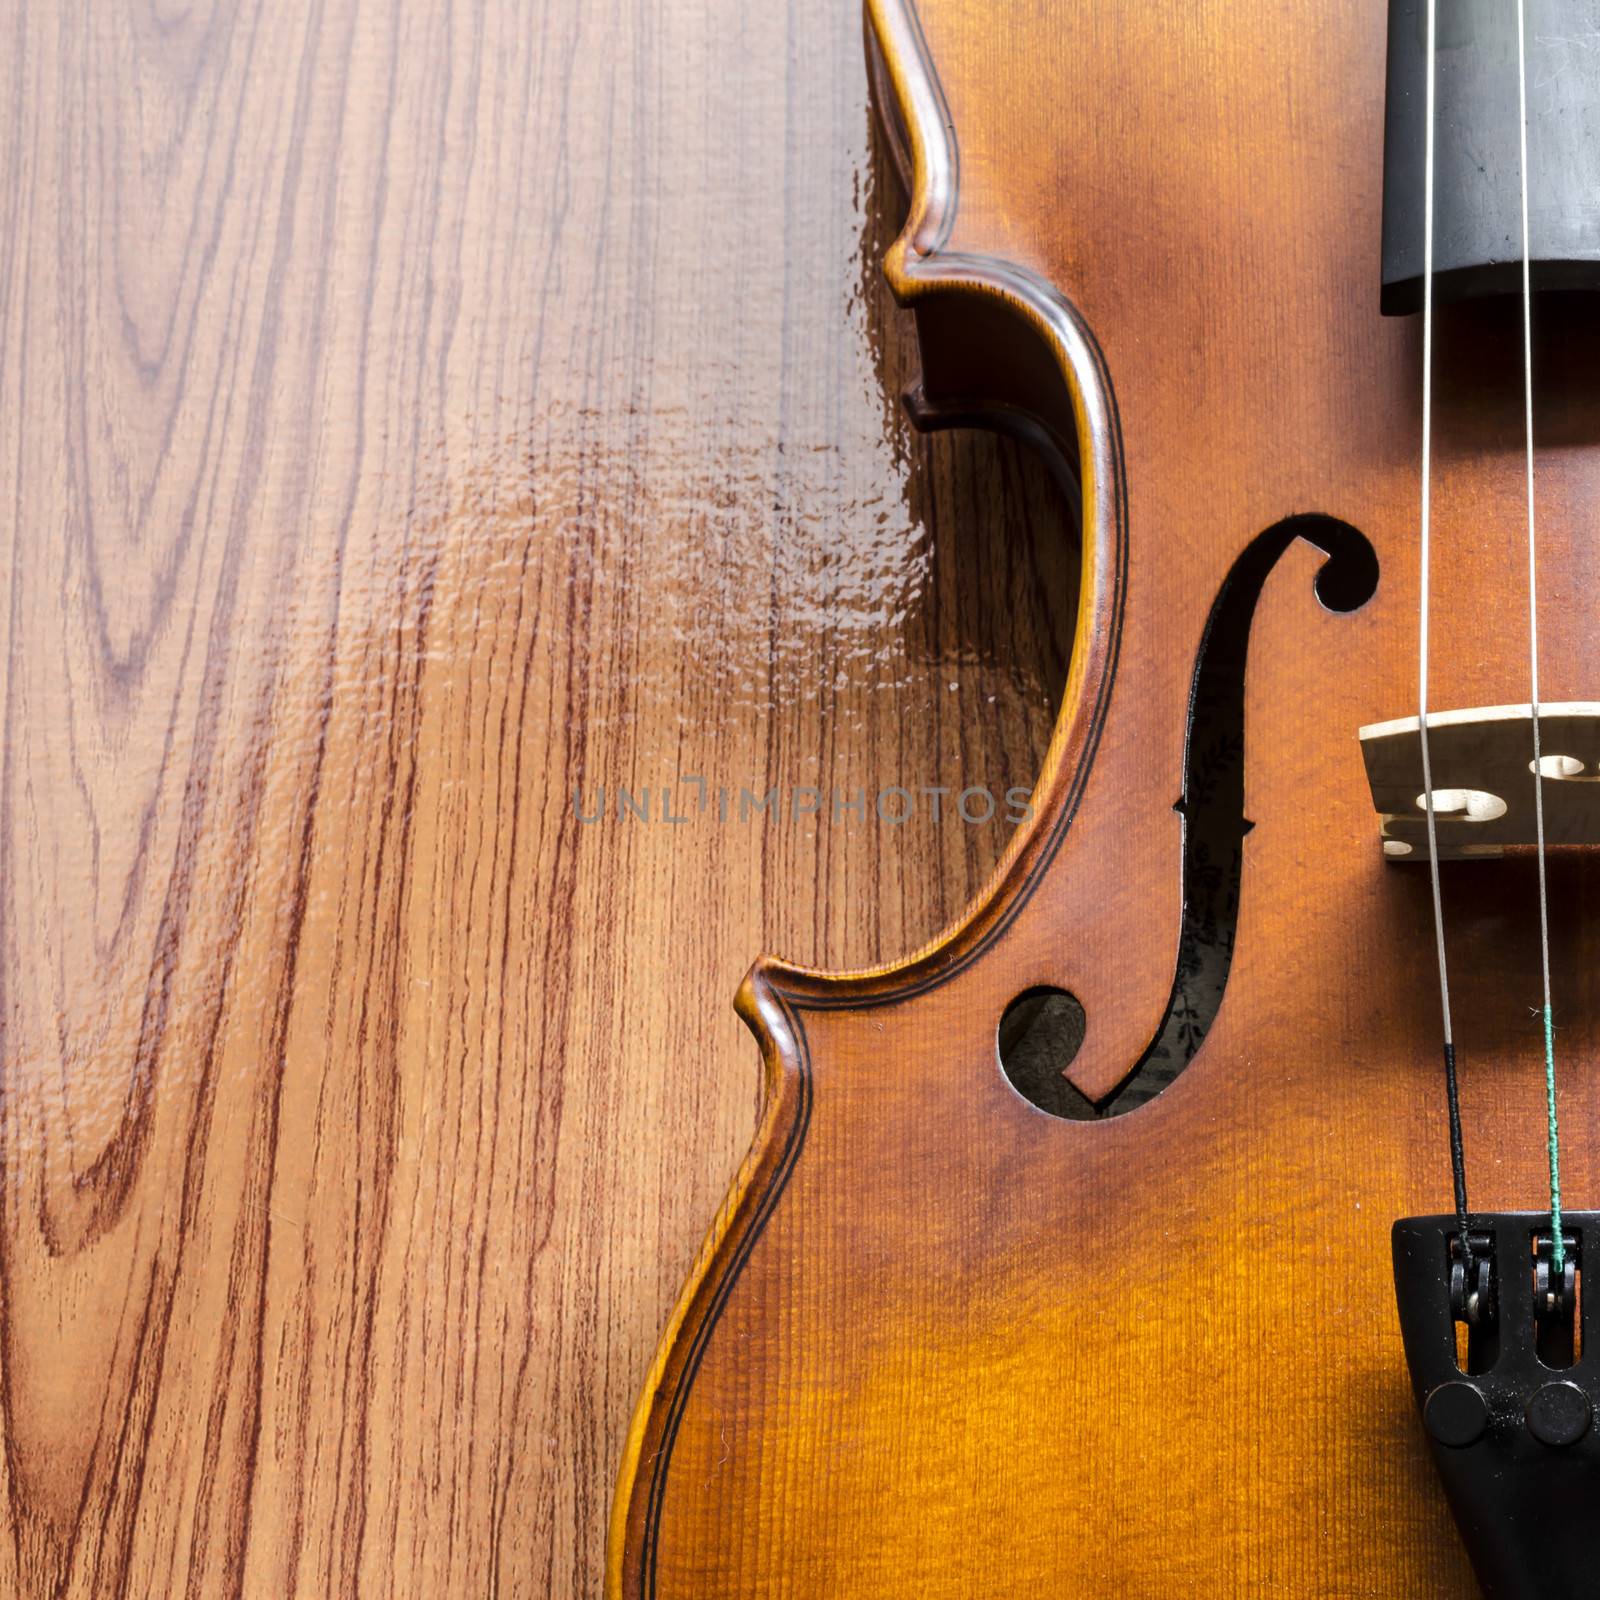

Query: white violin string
[[1417, 0, 1452, 1041], [1417, 0, 1472, 1242], [1514, 0, 1564, 1266]]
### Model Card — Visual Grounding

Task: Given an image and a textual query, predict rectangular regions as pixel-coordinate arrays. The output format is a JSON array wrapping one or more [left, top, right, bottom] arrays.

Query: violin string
[[1417, 0, 1472, 1255], [1514, 0, 1565, 1270]]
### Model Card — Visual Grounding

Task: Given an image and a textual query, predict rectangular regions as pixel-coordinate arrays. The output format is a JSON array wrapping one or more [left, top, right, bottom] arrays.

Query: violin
[[611, 3, 1600, 1593]]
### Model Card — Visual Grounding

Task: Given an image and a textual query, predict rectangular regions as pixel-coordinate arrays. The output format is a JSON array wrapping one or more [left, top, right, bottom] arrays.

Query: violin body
[[610, 3, 1600, 1593]]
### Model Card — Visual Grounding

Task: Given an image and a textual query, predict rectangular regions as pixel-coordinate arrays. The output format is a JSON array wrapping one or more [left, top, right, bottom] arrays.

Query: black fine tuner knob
[[1424, 1381, 1488, 1449], [1526, 1382, 1592, 1449]]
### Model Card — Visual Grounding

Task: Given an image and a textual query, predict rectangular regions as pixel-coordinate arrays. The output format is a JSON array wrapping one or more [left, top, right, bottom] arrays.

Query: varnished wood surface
[[0, 3, 1070, 1595], [615, 1, 1600, 1596]]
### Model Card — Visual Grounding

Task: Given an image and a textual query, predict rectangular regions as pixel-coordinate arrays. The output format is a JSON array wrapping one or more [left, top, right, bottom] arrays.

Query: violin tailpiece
[[1394, 1214, 1600, 1598]]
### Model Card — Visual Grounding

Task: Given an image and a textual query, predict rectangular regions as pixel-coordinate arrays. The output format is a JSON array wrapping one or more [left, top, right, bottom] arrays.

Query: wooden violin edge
[[604, 962, 809, 1598], [692, 0, 1131, 1010], [607, 6, 1128, 1591]]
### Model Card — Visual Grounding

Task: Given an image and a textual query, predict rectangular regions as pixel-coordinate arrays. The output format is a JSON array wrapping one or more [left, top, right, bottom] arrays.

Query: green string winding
[[1544, 1003, 1563, 1272]]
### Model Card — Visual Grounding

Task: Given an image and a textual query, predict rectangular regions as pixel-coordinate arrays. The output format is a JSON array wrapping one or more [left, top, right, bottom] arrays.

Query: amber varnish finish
[[612, 2, 1600, 1596], [0, 3, 1070, 1596]]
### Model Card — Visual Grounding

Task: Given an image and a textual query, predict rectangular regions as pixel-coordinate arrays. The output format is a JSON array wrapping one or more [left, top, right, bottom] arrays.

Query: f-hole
[[998, 513, 1378, 1119]]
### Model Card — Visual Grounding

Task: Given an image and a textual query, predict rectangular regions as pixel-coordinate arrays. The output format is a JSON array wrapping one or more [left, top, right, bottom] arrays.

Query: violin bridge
[[1359, 702, 1600, 861]]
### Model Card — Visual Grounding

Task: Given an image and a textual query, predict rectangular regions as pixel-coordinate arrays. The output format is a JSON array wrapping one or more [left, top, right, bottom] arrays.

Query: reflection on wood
[[0, 2, 1069, 1593]]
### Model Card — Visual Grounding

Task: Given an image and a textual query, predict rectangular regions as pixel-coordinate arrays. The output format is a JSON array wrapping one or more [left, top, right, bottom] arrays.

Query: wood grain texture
[[0, 2, 1070, 1595], [613, 2, 1600, 1596]]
